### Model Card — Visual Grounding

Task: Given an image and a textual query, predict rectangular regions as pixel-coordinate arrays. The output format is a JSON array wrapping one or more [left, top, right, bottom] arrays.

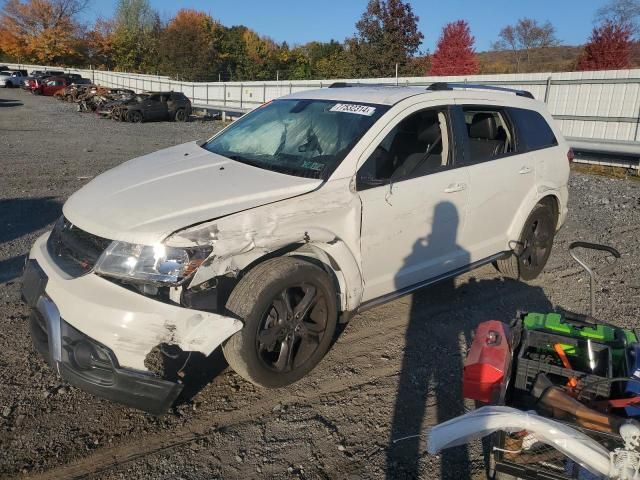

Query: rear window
[[508, 108, 557, 151]]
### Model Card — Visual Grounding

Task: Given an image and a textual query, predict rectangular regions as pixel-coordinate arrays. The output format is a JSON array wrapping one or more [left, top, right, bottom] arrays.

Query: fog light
[[72, 340, 97, 370]]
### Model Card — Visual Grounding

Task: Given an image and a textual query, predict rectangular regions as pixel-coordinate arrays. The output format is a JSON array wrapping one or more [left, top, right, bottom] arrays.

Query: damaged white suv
[[22, 83, 569, 414]]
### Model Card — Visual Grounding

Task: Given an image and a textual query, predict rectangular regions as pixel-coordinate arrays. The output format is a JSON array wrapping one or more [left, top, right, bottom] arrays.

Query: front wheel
[[223, 257, 338, 388], [494, 201, 557, 281]]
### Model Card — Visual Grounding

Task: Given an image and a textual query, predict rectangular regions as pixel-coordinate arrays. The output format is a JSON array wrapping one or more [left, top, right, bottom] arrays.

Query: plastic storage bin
[[514, 329, 613, 400]]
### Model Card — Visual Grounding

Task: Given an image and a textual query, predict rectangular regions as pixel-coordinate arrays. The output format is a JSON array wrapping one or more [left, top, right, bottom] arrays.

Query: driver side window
[[357, 107, 451, 189]]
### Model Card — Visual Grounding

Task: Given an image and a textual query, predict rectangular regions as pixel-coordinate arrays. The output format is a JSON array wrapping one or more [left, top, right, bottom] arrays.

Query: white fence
[[7, 63, 640, 145]]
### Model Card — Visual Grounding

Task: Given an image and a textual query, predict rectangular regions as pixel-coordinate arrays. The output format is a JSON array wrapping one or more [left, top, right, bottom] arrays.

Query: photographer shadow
[[385, 201, 553, 479]]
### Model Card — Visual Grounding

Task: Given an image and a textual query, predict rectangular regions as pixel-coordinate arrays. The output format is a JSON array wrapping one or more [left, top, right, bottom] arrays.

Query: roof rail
[[327, 82, 403, 88], [427, 82, 535, 99]]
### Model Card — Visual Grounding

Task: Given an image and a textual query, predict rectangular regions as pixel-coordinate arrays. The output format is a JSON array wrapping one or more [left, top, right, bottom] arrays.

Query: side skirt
[[357, 252, 508, 313]]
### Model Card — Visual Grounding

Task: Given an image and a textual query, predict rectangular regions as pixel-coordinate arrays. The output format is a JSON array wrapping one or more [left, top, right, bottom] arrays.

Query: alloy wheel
[[256, 283, 328, 373]]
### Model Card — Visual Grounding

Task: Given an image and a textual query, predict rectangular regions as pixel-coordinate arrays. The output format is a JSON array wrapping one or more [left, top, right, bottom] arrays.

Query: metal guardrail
[[6, 62, 640, 168]]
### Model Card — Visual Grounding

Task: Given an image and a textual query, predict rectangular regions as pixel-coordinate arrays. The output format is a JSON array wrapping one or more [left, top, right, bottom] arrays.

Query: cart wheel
[[483, 434, 519, 480], [486, 451, 518, 479]]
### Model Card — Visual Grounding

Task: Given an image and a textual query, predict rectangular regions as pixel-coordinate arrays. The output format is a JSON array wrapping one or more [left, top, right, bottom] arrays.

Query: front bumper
[[22, 232, 244, 414], [23, 260, 183, 415]]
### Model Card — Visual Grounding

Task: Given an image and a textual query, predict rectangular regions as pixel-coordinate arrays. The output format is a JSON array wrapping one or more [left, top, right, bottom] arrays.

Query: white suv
[[22, 83, 569, 414]]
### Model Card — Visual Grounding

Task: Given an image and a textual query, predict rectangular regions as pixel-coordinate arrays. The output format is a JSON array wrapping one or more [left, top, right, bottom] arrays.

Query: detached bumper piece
[[22, 260, 183, 415]]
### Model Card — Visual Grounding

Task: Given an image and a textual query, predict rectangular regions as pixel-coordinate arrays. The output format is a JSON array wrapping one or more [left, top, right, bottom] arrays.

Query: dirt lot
[[1, 88, 639, 480]]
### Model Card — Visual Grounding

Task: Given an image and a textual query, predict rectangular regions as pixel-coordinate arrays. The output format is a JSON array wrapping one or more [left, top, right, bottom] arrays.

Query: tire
[[33, 89, 41, 95], [494, 201, 556, 281], [174, 108, 187, 122], [127, 110, 143, 123], [5, 81, 11, 88], [222, 257, 338, 388]]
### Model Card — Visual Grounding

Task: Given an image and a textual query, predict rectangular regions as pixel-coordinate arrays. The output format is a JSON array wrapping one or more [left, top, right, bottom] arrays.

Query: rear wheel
[[494, 201, 556, 281], [33, 88, 41, 95], [223, 257, 338, 388], [174, 108, 188, 122], [127, 110, 143, 123], [5, 81, 11, 88]]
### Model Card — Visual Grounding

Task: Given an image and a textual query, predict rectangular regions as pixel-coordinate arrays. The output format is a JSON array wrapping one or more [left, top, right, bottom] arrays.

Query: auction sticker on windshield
[[329, 103, 376, 116]]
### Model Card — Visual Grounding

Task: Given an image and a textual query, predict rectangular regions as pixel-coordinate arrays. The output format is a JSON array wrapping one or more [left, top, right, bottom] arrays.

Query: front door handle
[[519, 166, 532, 175], [444, 183, 466, 193]]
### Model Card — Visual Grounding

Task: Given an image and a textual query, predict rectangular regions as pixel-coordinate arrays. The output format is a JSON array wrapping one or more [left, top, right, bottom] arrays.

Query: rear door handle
[[519, 166, 532, 175], [444, 183, 466, 193]]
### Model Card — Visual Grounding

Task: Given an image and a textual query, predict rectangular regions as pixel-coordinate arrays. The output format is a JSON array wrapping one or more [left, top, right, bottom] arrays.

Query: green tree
[[352, 0, 424, 77], [111, 0, 161, 72]]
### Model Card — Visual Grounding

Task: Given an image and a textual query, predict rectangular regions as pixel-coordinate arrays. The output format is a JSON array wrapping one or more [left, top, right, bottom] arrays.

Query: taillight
[[567, 148, 575, 163]]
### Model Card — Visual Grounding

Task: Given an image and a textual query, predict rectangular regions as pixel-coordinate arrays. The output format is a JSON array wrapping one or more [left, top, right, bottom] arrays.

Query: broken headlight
[[95, 241, 211, 285]]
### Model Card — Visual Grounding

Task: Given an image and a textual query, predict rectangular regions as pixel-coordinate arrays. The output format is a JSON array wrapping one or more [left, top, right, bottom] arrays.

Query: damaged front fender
[[165, 178, 365, 312]]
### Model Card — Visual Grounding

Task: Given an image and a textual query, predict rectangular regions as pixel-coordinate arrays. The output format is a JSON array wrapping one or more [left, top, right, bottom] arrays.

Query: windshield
[[203, 99, 388, 179]]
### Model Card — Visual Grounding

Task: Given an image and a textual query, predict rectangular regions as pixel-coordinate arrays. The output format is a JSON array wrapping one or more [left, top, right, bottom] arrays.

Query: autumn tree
[[84, 18, 115, 69], [158, 9, 222, 81], [597, 0, 640, 34], [352, 0, 424, 77], [577, 20, 632, 70], [429, 20, 479, 76], [0, 0, 87, 63], [493, 18, 559, 73]]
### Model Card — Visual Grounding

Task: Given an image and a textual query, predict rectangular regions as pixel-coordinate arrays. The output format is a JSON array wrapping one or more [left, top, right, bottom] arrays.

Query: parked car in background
[[31, 76, 71, 96], [116, 91, 192, 122], [0, 70, 29, 87], [0, 65, 9, 71], [22, 83, 570, 414]]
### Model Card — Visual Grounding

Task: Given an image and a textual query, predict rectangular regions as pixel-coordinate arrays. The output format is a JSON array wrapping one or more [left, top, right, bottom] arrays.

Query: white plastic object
[[426, 406, 611, 477]]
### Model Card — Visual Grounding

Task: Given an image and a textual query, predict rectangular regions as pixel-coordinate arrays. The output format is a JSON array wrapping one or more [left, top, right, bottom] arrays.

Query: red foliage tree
[[577, 21, 632, 71], [429, 20, 479, 76]]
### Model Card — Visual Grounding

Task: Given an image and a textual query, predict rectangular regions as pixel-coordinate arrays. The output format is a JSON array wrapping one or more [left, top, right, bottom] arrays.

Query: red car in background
[[30, 76, 70, 96]]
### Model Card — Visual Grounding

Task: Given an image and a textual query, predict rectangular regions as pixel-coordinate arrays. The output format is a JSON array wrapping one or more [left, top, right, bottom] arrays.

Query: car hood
[[63, 141, 323, 245]]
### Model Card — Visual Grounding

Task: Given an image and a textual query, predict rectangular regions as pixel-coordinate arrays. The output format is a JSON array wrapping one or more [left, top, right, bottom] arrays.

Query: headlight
[[95, 241, 212, 284]]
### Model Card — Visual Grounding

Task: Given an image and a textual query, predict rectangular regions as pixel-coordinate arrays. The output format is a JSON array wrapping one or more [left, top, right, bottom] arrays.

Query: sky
[[82, 0, 611, 52]]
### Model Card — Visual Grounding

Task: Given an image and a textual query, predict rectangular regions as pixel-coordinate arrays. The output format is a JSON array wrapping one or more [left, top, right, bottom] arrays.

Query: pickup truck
[[1, 70, 29, 88]]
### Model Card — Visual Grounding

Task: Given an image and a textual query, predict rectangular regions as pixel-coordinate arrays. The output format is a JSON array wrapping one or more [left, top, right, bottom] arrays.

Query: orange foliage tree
[[158, 9, 220, 80], [0, 0, 87, 64]]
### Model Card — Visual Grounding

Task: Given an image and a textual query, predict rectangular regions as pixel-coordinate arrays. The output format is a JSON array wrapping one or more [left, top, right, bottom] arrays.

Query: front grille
[[47, 217, 111, 277]]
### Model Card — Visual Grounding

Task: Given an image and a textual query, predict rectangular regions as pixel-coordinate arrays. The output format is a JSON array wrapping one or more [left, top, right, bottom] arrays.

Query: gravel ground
[[0, 88, 639, 480]]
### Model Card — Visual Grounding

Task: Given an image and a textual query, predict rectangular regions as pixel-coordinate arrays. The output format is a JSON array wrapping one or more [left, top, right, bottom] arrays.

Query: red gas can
[[463, 320, 511, 404]]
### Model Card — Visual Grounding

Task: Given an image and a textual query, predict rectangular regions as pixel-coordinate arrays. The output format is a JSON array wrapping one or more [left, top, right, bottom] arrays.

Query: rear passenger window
[[508, 108, 557, 151], [461, 108, 515, 165]]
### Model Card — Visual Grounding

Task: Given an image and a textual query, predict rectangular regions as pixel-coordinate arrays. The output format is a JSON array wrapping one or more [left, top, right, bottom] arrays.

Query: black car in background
[[117, 91, 192, 122]]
